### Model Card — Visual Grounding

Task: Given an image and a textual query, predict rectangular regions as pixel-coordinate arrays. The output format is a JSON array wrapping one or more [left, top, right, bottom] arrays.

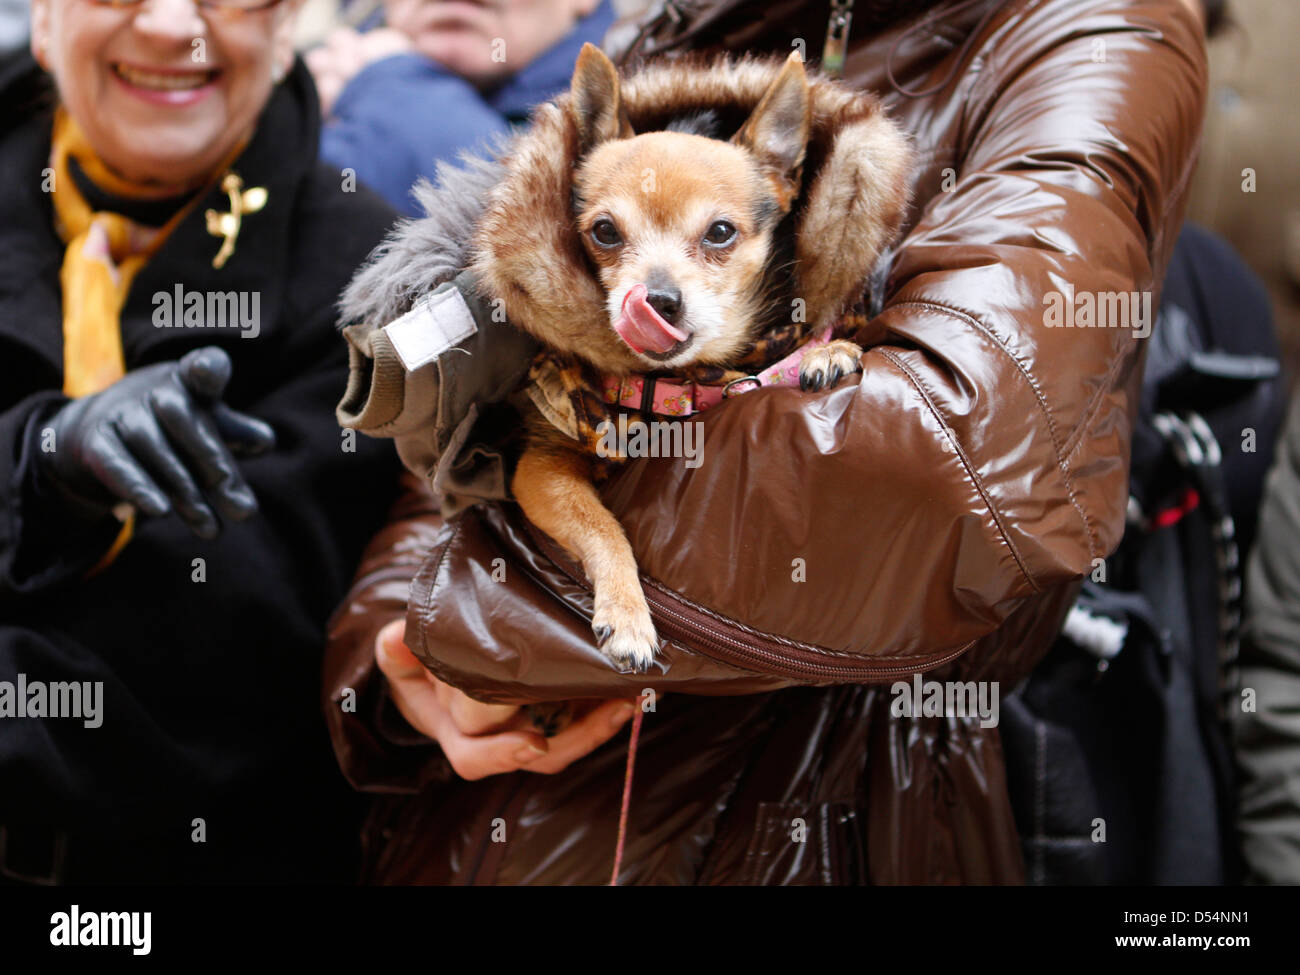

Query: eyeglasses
[[86, 0, 288, 13]]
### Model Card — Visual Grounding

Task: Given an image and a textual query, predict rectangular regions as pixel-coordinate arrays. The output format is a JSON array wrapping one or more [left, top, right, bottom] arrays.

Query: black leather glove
[[34, 347, 275, 540]]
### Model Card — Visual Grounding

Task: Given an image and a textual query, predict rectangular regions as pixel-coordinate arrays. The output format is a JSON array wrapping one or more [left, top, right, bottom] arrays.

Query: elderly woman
[[0, 0, 398, 882]]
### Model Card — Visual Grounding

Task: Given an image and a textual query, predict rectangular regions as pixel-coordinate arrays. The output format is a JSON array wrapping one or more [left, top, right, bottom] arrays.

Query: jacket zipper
[[523, 522, 973, 682]]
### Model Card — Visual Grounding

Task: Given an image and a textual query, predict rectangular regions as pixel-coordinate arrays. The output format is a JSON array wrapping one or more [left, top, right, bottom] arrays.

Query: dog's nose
[[645, 287, 683, 325]]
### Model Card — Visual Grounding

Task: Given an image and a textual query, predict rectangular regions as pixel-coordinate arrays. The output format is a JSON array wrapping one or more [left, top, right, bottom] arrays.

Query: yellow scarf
[[48, 108, 246, 569]]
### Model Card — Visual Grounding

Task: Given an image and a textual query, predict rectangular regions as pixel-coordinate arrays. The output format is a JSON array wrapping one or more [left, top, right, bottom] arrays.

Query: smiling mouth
[[111, 63, 220, 91]]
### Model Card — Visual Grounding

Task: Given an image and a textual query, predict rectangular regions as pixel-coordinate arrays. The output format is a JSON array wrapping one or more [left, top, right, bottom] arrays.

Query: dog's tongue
[[614, 283, 688, 354]]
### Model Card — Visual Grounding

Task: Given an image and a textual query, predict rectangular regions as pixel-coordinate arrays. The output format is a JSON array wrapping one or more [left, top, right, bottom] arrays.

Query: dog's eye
[[703, 220, 738, 248], [590, 219, 622, 248]]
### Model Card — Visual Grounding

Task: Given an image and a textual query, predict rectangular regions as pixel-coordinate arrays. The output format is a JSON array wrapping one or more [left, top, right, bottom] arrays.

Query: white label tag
[[383, 287, 478, 371]]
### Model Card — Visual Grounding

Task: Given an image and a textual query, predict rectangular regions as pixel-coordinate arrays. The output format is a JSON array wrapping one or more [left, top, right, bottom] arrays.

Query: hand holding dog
[[374, 620, 636, 780]]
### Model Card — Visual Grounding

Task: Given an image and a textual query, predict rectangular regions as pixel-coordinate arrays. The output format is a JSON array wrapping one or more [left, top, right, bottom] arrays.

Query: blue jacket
[[320, 1, 614, 216]]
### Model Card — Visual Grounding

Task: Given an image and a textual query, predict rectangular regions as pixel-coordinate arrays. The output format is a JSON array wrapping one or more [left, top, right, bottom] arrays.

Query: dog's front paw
[[592, 591, 658, 672], [799, 339, 864, 392]]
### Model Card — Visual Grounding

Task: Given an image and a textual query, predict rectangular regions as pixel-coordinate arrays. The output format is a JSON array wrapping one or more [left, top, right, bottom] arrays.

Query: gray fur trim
[[338, 143, 510, 329], [866, 246, 898, 319]]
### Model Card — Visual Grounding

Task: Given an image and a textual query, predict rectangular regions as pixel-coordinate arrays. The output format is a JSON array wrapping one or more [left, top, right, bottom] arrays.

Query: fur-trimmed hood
[[340, 56, 913, 347], [334, 55, 914, 515], [468, 55, 912, 354]]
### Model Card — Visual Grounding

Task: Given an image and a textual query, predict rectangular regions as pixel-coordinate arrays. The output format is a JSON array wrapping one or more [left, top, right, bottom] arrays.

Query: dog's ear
[[570, 43, 633, 154], [733, 52, 812, 183]]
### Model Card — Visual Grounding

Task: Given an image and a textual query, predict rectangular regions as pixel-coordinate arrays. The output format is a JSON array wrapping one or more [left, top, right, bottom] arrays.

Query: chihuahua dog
[[510, 44, 865, 671]]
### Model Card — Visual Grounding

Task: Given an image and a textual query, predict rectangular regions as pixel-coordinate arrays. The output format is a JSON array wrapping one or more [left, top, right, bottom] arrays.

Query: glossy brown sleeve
[[322, 471, 452, 792], [405, 0, 1208, 703]]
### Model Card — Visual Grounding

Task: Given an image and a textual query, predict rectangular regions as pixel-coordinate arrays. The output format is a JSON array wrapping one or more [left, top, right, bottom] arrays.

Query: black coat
[[0, 52, 400, 882]]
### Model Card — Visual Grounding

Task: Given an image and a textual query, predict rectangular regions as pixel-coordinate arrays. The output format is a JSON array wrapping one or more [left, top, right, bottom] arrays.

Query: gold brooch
[[205, 172, 268, 270]]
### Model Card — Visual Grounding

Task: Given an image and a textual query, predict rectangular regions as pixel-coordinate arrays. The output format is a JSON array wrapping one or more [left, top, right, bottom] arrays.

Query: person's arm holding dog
[[324, 473, 633, 786], [377, 621, 636, 779], [324, 0, 1207, 774], [386, 1, 1208, 703]]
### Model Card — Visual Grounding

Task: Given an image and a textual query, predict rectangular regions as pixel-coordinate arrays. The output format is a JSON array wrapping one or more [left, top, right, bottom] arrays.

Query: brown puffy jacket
[[323, 0, 1207, 884]]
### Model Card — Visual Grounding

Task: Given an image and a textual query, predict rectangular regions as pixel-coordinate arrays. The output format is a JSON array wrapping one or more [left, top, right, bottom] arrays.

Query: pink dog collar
[[600, 327, 834, 418]]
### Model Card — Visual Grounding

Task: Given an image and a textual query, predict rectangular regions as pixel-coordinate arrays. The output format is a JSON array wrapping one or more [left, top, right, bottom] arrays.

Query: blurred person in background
[[1237, 397, 1300, 883], [308, 0, 614, 216], [0, 0, 399, 883], [0, 0, 28, 54]]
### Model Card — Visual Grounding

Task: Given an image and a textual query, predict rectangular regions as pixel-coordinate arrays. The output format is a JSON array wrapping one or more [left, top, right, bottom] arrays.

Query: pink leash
[[609, 705, 645, 886]]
